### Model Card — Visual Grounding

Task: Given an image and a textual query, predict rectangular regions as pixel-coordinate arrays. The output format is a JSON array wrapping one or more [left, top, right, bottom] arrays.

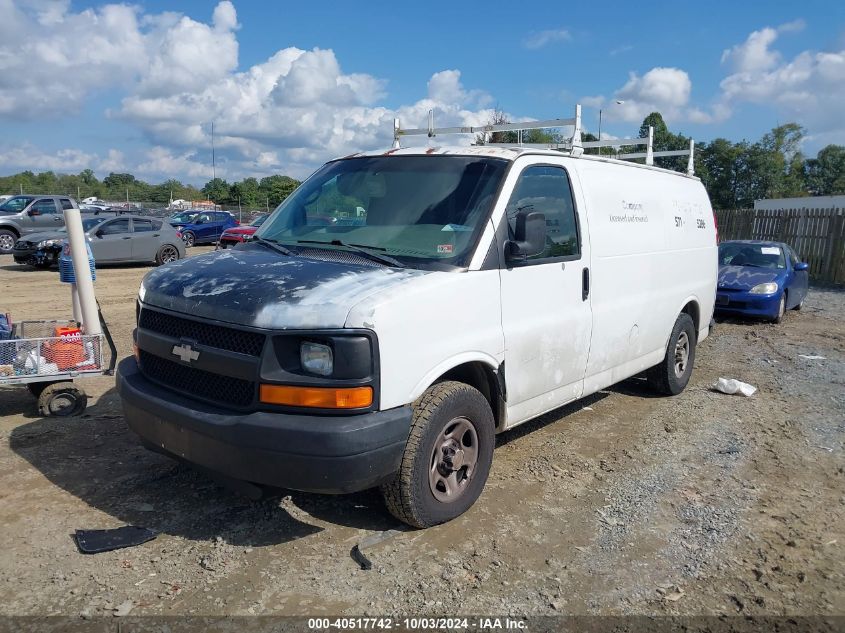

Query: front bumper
[[714, 290, 781, 319], [116, 357, 412, 494], [12, 245, 58, 266]]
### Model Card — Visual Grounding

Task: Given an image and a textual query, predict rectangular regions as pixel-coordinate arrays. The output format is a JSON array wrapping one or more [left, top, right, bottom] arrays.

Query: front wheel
[[647, 313, 697, 396], [381, 381, 495, 528], [773, 294, 786, 324]]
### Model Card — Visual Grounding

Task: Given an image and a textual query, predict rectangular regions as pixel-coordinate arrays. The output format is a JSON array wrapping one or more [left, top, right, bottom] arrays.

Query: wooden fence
[[715, 207, 845, 284]]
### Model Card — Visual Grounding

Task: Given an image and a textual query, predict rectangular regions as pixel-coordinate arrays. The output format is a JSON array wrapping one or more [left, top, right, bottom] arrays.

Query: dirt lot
[[0, 248, 842, 620]]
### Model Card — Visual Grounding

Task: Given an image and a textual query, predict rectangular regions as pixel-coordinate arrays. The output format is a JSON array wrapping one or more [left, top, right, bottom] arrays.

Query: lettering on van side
[[609, 200, 648, 224]]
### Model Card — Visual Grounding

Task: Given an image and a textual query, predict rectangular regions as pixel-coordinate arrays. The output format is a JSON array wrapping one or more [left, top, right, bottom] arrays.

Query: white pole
[[63, 208, 101, 335], [71, 283, 82, 323]]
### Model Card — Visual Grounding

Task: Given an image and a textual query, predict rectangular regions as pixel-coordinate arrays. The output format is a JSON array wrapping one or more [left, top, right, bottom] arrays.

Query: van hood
[[140, 245, 428, 329], [717, 265, 781, 291]]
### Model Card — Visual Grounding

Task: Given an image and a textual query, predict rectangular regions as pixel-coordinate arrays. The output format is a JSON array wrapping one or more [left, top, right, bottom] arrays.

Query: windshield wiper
[[296, 239, 404, 267], [252, 235, 294, 256]]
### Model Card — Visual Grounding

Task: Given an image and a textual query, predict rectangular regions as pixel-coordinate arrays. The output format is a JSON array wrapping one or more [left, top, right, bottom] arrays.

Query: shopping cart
[[0, 313, 116, 416]]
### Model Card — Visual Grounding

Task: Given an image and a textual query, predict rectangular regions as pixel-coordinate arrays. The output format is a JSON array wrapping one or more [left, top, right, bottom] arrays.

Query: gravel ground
[[0, 251, 842, 619]]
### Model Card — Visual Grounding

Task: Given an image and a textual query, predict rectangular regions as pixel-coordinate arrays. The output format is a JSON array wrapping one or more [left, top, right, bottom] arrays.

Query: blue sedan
[[715, 240, 809, 323]]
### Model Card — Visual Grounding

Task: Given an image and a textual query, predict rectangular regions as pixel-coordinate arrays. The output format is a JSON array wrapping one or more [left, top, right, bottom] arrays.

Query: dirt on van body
[[0, 249, 842, 621]]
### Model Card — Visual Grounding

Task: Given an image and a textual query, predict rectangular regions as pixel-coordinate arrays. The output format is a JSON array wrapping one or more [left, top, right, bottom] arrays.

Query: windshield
[[0, 196, 34, 213], [256, 156, 508, 268], [251, 215, 269, 227], [170, 212, 197, 223], [719, 243, 786, 269]]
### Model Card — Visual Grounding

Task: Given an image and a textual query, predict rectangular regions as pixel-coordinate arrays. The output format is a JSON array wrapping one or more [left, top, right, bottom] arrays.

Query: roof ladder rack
[[391, 105, 695, 175], [393, 105, 584, 156]]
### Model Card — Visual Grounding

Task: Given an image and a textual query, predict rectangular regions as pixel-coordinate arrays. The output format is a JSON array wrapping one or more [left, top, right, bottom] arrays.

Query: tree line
[[2, 115, 843, 211], [0, 170, 301, 209]]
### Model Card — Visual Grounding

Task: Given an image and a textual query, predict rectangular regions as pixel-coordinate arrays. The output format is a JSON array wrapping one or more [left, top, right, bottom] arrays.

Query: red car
[[216, 214, 269, 249]]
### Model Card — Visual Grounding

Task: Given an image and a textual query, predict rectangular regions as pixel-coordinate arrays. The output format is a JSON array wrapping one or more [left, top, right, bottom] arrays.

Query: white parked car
[[118, 114, 717, 527]]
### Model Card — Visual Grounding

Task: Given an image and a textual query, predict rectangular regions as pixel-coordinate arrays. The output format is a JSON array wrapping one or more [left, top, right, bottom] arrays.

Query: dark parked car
[[715, 240, 809, 323], [13, 215, 185, 268], [216, 214, 269, 249], [168, 211, 238, 247]]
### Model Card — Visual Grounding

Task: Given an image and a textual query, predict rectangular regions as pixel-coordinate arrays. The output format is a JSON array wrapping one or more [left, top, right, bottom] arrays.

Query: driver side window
[[30, 199, 57, 214], [100, 219, 130, 235], [505, 165, 580, 262]]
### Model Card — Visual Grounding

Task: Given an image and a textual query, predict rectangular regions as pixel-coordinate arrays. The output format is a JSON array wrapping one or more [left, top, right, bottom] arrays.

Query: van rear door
[[498, 160, 592, 427]]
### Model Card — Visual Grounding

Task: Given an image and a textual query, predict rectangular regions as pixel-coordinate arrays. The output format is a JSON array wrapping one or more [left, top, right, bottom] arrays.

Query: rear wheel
[[155, 243, 180, 265], [647, 313, 696, 396], [0, 229, 17, 254], [182, 231, 196, 248], [381, 381, 494, 528], [37, 382, 88, 417]]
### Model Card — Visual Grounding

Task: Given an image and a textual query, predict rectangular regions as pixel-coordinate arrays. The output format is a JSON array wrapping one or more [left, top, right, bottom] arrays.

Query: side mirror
[[794, 261, 809, 271], [506, 210, 546, 261], [28, 209, 41, 217], [195, 218, 205, 224]]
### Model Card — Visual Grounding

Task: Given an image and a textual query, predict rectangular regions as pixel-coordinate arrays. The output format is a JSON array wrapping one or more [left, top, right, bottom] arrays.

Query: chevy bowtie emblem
[[172, 342, 200, 363]]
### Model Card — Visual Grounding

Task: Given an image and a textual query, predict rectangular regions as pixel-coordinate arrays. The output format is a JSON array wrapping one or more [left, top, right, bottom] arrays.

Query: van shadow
[[9, 387, 397, 548]]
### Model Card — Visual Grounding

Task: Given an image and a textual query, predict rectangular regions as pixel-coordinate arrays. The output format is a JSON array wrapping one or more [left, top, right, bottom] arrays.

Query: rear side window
[[30, 199, 58, 214], [133, 219, 154, 232], [505, 165, 580, 261], [60, 199, 74, 210]]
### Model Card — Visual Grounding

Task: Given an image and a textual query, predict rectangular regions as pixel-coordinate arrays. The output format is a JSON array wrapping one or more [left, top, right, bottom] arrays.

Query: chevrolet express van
[[118, 141, 717, 528]]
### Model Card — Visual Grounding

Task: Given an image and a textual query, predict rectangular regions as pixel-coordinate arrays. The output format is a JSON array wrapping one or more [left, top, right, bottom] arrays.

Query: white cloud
[[717, 22, 845, 145], [0, 142, 125, 174], [523, 28, 571, 50]]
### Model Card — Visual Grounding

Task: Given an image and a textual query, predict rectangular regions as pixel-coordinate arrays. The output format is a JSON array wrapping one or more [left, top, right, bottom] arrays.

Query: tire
[[155, 243, 180, 265], [793, 296, 804, 311], [773, 294, 786, 324], [182, 231, 196, 248], [37, 382, 88, 417], [0, 229, 18, 254], [381, 381, 495, 528], [647, 313, 697, 396]]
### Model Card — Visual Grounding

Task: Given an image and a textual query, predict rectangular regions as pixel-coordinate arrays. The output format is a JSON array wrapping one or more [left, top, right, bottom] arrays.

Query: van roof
[[342, 145, 701, 181]]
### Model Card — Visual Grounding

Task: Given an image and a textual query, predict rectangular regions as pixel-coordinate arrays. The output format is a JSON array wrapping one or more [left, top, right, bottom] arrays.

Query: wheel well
[[681, 300, 700, 333], [439, 361, 504, 431], [0, 225, 20, 237]]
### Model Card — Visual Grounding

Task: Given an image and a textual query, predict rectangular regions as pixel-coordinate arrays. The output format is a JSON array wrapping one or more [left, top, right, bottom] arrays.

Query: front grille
[[139, 308, 265, 356], [139, 350, 255, 408]]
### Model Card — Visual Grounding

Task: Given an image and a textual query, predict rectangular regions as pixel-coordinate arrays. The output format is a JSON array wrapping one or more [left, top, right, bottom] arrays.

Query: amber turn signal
[[133, 342, 140, 363], [259, 384, 373, 409]]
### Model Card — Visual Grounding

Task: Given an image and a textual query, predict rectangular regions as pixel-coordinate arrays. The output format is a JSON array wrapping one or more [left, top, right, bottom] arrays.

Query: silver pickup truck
[[0, 195, 79, 254]]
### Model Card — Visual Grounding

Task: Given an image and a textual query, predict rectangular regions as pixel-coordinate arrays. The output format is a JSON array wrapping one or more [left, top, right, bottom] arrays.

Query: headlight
[[749, 282, 778, 294], [138, 281, 146, 302], [36, 239, 59, 248], [300, 342, 333, 376]]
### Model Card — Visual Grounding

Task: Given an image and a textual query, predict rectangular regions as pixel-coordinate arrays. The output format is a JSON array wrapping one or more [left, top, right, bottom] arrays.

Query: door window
[[30, 199, 58, 214], [60, 199, 74, 210], [505, 165, 580, 262], [100, 219, 131, 235], [133, 219, 155, 232]]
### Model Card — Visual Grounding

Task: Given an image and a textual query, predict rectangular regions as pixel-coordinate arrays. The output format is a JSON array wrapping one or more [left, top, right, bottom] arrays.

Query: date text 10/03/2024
[[308, 618, 527, 630]]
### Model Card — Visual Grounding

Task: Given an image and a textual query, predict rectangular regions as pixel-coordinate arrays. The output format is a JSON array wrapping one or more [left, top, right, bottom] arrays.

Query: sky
[[0, 0, 844, 185]]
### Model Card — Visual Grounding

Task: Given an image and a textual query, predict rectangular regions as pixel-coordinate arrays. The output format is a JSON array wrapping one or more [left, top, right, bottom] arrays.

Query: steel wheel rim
[[49, 392, 79, 416], [674, 331, 690, 378], [429, 416, 478, 503], [779, 295, 785, 318], [161, 245, 178, 263], [0, 234, 14, 251]]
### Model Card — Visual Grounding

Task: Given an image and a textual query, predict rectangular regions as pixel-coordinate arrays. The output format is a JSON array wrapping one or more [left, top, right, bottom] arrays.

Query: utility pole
[[211, 121, 216, 183]]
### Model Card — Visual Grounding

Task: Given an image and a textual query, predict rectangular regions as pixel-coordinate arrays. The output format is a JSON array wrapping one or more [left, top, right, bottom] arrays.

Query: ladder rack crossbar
[[581, 138, 647, 148], [396, 117, 576, 138]]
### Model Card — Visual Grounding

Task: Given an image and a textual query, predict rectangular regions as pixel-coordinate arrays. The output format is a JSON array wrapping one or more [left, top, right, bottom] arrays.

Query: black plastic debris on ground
[[75, 526, 157, 554], [350, 544, 373, 570]]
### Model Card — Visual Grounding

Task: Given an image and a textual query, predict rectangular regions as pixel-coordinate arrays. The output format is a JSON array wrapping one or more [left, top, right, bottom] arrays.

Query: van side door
[[498, 161, 592, 427]]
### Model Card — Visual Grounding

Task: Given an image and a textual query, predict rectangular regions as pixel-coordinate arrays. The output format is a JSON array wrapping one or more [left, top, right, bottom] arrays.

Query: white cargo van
[[118, 108, 717, 527]]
